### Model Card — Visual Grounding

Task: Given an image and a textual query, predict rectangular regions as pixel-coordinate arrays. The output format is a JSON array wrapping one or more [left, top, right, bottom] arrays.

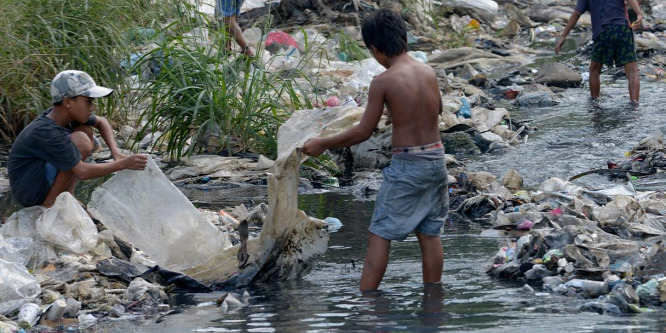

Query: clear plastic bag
[[0, 258, 41, 315], [0, 235, 34, 266], [36, 192, 99, 254], [0, 206, 56, 270]]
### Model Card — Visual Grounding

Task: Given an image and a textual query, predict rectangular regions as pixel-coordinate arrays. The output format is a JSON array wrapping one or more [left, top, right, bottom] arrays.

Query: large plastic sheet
[[88, 157, 232, 272], [176, 105, 363, 285]]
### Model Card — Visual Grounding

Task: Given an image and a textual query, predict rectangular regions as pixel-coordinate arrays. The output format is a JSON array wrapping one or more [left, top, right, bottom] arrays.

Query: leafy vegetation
[[337, 30, 370, 62], [129, 10, 323, 160], [0, 0, 181, 144]]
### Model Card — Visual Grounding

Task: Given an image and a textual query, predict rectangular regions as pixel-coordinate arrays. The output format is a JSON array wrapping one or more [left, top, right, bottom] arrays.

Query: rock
[[530, 6, 591, 25], [516, 84, 557, 106], [501, 169, 523, 191], [504, 3, 534, 28], [446, 0, 499, 22], [467, 171, 497, 191], [474, 131, 505, 152], [580, 302, 622, 316], [539, 177, 568, 192], [458, 63, 479, 79], [635, 32, 666, 53], [653, 3, 666, 21], [498, 20, 521, 37], [525, 264, 553, 280], [124, 278, 167, 303], [471, 107, 508, 133], [522, 284, 535, 294], [428, 47, 529, 73], [487, 141, 513, 154], [349, 129, 392, 170], [441, 132, 480, 155], [632, 131, 664, 153], [535, 63, 582, 88], [542, 276, 564, 290]]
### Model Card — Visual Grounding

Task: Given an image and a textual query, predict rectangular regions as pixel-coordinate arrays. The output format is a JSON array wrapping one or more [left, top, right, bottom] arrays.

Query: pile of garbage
[[0, 184, 282, 331], [460, 132, 666, 315]]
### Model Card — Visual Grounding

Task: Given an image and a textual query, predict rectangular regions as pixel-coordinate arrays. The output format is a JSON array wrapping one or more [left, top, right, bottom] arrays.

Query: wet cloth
[[575, 0, 630, 40], [216, 0, 244, 17], [591, 24, 637, 67], [370, 149, 449, 241], [7, 109, 95, 207]]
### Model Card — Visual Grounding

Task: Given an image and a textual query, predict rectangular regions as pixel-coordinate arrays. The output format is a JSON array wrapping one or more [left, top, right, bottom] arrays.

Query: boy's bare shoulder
[[373, 60, 436, 87]]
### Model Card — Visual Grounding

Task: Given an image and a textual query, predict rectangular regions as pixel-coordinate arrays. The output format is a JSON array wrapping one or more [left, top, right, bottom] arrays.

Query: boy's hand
[[631, 14, 643, 30], [302, 138, 326, 157], [554, 38, 565, 54], [123, 154, 148, 170]]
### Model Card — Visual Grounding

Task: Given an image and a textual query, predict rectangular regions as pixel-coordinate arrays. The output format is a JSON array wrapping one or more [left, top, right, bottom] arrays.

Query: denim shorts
[[216, 0, 244, 17], [591, 24, 637, 67], [45, 162, 57, 187], [369, 157, 449, 241]]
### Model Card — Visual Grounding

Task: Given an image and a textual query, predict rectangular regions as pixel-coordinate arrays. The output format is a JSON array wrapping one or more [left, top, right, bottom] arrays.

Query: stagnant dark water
[[1, 79, 666, 332]]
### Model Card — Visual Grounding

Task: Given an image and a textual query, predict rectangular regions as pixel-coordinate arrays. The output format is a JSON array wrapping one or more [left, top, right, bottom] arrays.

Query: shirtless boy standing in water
[[302, 9, 448, 291]]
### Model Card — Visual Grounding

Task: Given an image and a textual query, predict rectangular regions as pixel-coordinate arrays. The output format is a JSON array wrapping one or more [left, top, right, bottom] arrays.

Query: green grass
[[129, 12, 323, 160], [0, 0, 181, 144], [0, 0, 353, 161], [337, 30, 370, 62]]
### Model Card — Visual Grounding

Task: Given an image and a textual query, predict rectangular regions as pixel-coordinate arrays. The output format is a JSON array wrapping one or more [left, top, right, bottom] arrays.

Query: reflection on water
[[588, 98, 640, 133]]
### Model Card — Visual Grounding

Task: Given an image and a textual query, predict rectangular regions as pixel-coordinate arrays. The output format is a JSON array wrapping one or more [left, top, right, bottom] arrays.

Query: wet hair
[[361, 9, 408, 58]]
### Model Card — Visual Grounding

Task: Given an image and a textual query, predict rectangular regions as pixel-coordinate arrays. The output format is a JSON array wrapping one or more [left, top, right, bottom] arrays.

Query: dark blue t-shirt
[[575, 0, 629, 40], [7, 108, 96, 206]]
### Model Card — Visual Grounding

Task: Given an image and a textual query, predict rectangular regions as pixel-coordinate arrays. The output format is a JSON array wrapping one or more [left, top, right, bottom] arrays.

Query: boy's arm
[[626, 0, 643, 29], [302, 79, 386, 157], [71, 154, 147, 180], [555, 10, 582, 54], [92, 116, 127, 160]]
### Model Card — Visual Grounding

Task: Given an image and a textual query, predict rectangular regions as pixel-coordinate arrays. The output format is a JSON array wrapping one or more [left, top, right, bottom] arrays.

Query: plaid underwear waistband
[[392, 141, 443, 154]]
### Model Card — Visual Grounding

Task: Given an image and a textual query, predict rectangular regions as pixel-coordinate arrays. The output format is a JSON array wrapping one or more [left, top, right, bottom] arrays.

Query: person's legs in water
[[417, 231, 443, 283], [624, 61, 640, 104], [360, 233, 391, 291], [588, 60, 603, 99], [40, 126, 94, 207]]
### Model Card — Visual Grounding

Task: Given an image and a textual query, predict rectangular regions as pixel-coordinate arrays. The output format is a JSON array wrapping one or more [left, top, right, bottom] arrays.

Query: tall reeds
[[0, 0, 178, 144], [130, 8, 316, 160]]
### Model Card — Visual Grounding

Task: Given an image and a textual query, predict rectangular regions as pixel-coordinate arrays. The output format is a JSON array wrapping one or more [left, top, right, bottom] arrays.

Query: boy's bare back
[[372, 54, 442, 148]]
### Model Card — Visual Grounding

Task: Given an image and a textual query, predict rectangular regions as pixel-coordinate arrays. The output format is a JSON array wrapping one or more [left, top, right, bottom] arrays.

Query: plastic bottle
[[457, 97, 471, 119]]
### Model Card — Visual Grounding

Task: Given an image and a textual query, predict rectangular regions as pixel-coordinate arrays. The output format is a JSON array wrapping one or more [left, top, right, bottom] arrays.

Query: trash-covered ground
[[476, 132, 666, 315], [1, 0, 666, 330]]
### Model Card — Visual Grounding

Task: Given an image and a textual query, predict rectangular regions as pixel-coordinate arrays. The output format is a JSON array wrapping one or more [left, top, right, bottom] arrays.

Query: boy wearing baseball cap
[[8, 70, 147, 208]]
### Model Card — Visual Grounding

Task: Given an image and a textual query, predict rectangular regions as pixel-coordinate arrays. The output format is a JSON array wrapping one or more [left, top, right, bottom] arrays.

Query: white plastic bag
[[0, 258, 41, 315], [0, 206, 56, 270], [36, 192, 99, 254], [0, 235, 34, 266]]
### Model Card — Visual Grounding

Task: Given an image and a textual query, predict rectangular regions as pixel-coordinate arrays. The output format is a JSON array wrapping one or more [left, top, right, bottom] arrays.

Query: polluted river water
[[1, 80, 666, 331], [97, 80, 666, 331]]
